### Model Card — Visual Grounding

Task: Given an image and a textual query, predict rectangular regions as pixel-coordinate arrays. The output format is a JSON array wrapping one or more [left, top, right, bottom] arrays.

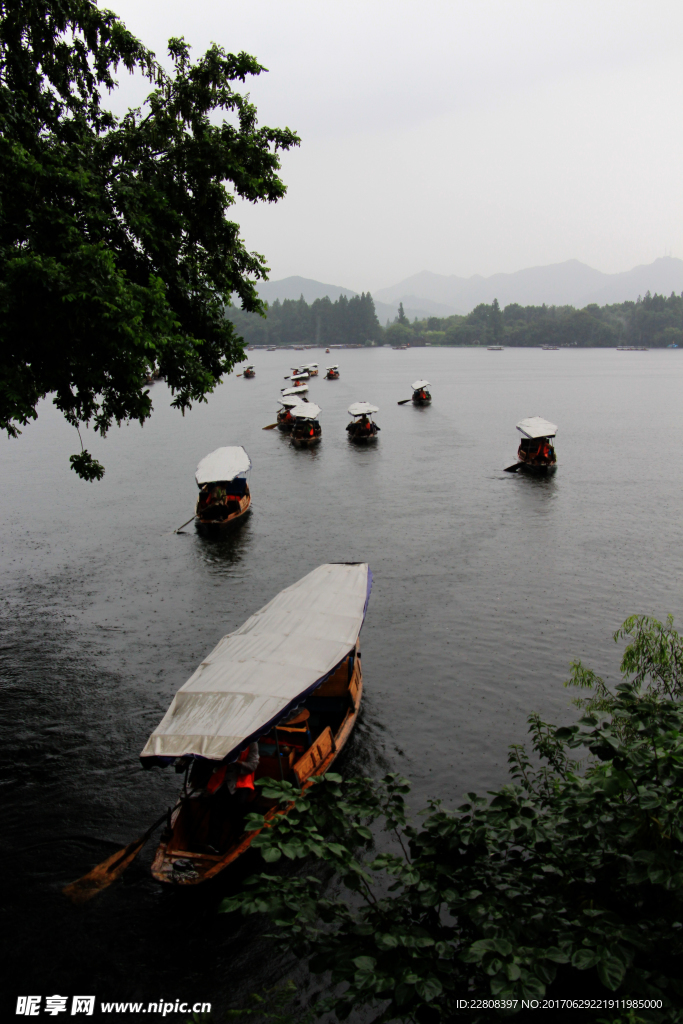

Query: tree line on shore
[[228, 290, 683, 349]]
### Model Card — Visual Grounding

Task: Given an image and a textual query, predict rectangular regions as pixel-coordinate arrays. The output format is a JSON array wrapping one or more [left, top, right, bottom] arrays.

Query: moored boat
[[411, 379, 432, 405], [513, 416, 557, 474], [141, 563, 372, 885], [290, 402, 322, 447], [194, 447, 252, 535], [243, 365, 255, 378], [325, 364, 340, 380], [346, 402, 380, 442]]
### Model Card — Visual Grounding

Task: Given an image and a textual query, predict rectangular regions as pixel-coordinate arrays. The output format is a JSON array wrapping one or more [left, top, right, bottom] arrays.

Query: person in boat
[[206, 741, 259, 851]]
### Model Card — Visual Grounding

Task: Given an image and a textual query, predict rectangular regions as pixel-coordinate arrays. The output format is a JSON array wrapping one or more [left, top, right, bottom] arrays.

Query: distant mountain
[[256, 275, 446, 325], [257, 276, 357, 304], [255, 258, 683, 325], [373, 257, 683, 313]]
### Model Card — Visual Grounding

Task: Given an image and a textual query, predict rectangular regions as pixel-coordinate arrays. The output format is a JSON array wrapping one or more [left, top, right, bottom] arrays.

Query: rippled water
[[2, 347, 682, 1016]]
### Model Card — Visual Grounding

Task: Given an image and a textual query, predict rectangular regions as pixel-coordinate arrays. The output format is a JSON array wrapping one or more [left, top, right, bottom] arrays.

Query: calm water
[[1, 347, 682, 1017]]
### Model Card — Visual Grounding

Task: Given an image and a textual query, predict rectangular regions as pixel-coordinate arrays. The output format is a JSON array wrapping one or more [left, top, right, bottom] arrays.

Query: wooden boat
[[141, 563, 372, 885], [276, 397, 304, 432], [346, 402, 380, 442], [290, 402, 322, 447], [243, 365, 255, 378], [325, 364, 340, 380], [411, 379, 432, 405], [302, 363, 319, 377], [194, 447, 252, 535], [513, 417, 557, 474], [325, 348, 331, 354]]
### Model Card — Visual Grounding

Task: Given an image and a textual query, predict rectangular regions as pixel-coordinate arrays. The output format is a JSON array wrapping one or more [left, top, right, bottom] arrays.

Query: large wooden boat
[[141, 563, 372, 885], [194, 447, 252, 535], [411, 379, 432, 406], [325, 364, 340, 380], [513, 417, 557, 474], [290, 402, 322, 448], [346, 402, 380, 442]]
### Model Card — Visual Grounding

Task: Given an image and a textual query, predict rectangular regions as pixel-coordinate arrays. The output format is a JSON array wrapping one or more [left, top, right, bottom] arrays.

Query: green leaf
[[596, 956, 626, 991], [415, 977, 443, 1002], [353, 956, 376, 971], [260, 847, 282, 863], [572, 949, 600, 970]]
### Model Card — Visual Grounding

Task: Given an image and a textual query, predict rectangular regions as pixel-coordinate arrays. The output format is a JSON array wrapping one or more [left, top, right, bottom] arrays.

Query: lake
[[1, 346, 682, 1016]]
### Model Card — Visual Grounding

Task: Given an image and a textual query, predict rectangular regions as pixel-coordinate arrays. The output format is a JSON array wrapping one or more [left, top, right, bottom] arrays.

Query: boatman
[[206, 742, 259, 851]]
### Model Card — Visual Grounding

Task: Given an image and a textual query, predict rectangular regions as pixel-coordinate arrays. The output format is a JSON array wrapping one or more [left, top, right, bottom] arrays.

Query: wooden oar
[[262, 422, 279, 430], [397, 399, 411, 405], [174, 515, 196, 533], [504, 463, 521, 472], [63, 811, 169, 904]]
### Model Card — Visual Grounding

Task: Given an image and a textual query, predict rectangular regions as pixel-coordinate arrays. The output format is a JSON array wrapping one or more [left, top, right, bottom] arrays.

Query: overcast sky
[[109, 0, 683, 293]]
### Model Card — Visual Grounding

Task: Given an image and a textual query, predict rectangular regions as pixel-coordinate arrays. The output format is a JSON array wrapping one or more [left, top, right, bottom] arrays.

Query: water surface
[[1, 347, 682, 1015]]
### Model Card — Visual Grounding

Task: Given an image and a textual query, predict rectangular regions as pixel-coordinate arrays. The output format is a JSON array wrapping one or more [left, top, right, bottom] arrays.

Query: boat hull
[[291, 435, 321, 448], [151, 654, 363, 885], [518, 462, 557, 475], [195, 493, 251, 535], [412, 397, 431, 406]]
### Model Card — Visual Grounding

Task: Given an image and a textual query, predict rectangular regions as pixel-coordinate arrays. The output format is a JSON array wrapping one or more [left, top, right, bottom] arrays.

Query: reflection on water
[[1, 347, 683, 1012]]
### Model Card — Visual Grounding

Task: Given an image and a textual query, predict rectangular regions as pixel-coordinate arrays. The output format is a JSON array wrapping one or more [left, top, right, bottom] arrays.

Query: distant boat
[[194, 447, 252, 535], [667, 343, 679, 349], [290, 402, 322, 448], [325, 364, 340, 380], [487, 346, 504, 351], [541, 345, 558, 351], [411, 379, 431, 406], [325, 348, 330, 353], [508, 417, 557, 475], [142, 563, 371, 885], [243, 365, 255, 378], [346, 402, 380, 442], [267, 346, 276, 351]]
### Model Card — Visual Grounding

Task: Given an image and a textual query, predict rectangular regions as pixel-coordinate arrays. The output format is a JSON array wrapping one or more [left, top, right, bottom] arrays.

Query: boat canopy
[[288, 372, 310, 380], [244, 365, 254, 370], [348, 402, 379, 416], [412, 379, 431, 390], [282, 385, 309, 396], [279, 397, 305, 409], [292, 403, 321, 420], [140, 563, 372, 765], [302, 363, 318, 369], [516, 416, 558, 439], [326, 364, 339, 370], [195, 447, 251, 486]]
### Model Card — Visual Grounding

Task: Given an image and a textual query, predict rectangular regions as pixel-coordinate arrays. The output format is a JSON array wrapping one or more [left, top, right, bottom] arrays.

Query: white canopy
[[279, 397, 305, 409], [348, 402, 379, 416], [516, 416, 558, 439], [292, 403, 321, 420], [412, 379, 431, 390], [282, 384, 309, 396], [140, 563, 372, 764], [326, 364, 339, 370], [195, 447, 251, 486], [302, 363, 318, 369], [287, 372, 310, 381]]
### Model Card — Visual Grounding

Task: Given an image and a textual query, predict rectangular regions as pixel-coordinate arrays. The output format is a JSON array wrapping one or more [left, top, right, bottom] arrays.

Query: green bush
[[221, 617, 683, 1022]]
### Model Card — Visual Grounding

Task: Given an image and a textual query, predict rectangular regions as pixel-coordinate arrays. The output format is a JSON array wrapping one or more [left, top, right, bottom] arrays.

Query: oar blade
[[62, 837, 146, 904], [397, 399, 411, 405], [262, 423, 279, 430], [503, 463, 521, 473]]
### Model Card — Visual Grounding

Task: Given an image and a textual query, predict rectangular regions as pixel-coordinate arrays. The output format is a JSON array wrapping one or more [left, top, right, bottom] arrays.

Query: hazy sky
[[109, 0, 683, 293]]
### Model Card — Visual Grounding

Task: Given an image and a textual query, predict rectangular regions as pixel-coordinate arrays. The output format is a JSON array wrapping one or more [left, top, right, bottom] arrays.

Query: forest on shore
[[227, 290, 683, 349]]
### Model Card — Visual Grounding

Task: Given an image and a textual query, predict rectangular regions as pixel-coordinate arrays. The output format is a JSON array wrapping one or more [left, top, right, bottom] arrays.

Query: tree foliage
[[0, 0, 299, 477], [227, 292, 382, 348], [409, 292, 683, 349], [222, 618, 683, 1023]]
